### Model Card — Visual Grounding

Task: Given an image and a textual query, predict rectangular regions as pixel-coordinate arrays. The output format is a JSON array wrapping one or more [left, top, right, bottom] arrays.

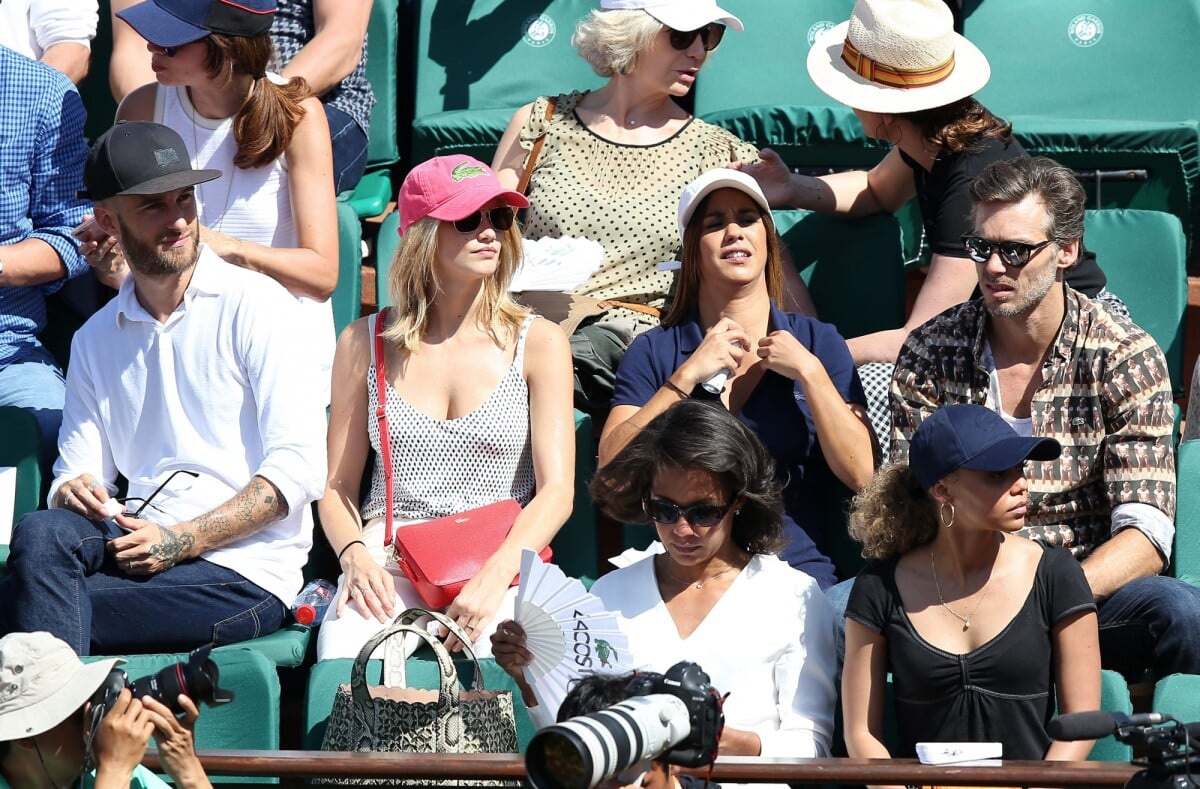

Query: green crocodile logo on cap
[[450, 163, 486, 182]]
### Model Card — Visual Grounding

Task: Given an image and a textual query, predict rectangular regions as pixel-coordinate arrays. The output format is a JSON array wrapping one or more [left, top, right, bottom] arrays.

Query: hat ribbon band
[[841, 39, 956, 89]]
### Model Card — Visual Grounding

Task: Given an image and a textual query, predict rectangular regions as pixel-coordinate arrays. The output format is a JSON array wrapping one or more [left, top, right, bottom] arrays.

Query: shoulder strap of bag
[[349, 617, 461, 752], [515, 96, 558, 196], [372, 308, 396, 547]]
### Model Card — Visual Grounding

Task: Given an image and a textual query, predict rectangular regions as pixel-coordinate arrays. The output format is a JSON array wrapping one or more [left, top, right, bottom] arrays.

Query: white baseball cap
[[677, 168, 771, 239], [0, 632, 122, 741], [600, 0, 744, 33]]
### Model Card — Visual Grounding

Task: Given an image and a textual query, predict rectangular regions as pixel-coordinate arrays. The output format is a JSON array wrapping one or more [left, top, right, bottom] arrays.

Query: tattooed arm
[[109, 476, 290, 575]]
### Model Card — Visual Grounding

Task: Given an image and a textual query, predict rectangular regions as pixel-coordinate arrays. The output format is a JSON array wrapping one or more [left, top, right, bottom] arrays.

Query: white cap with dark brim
[[600, 0, 744, 33]]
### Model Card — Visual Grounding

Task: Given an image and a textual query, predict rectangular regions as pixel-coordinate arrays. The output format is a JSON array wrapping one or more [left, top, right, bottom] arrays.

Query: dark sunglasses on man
[[961, 234, 1055, 268], [668, 22, 725, 52], [453, 206, 516, 234]]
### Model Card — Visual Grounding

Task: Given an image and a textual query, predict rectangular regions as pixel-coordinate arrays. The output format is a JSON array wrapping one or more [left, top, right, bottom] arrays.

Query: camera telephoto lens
[[127, 644, 234, 714]]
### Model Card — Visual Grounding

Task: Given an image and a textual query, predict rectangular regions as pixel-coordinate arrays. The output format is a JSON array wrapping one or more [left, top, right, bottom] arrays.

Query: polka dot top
[[520, 91, 759, 311], [360, 314, 537, 521]]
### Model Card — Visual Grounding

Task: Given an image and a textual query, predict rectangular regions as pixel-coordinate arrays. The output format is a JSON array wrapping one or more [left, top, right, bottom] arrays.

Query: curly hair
[[898, 97, 1012, 155], [573, 8, 662, 77], [968, 155, 1086, 247], [383, 216, 529, 353], [590, 400, 784, 555], [848, 463, 938, 561], [663, 192, 785, 328]]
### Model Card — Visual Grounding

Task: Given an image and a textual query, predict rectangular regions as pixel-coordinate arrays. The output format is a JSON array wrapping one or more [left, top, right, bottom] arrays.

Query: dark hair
[[969, 155, 1086, 246], [847, 463, 938, 560], [898, 97, 1012, 155], [557, 673, 636, 721], [204, 33, 310, 169], [590, 400, 784, 555], [664, 192, 785, 328]]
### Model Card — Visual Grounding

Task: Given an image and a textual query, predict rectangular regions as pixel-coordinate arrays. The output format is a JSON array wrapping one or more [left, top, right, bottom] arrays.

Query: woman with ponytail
[[108, 0, 339, 382]]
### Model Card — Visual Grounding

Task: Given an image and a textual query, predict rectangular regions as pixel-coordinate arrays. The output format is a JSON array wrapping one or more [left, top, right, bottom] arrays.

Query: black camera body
[[91, 644, 234, 720], [624, 661, 724, 768]]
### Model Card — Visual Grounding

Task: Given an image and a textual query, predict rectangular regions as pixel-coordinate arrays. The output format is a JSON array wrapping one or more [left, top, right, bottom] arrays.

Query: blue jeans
[[0, 345, 65, 473], [325, 104, 368, 194], [824, 577, 855, 671], [1097, 575, 1200, 679], [0, 509, 286, 656]]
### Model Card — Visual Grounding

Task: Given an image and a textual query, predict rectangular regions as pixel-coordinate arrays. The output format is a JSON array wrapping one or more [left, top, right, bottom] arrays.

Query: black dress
[[845, 543, 1096, 760]]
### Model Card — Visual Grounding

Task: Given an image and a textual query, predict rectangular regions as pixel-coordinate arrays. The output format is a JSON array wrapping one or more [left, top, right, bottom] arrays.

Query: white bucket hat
[[0, 632, 122, 740], [806, 0, 990, 114], [600, 0, 744, 33], [678, 168, 770, 239]]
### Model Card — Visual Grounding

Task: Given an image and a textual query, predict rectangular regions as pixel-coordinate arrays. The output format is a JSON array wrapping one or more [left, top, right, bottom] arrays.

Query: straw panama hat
[[806, 0, 991, 115]]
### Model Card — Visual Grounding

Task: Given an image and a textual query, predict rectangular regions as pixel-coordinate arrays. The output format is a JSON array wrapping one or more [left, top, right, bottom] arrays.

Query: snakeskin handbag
[[320, 609, 519, 786]]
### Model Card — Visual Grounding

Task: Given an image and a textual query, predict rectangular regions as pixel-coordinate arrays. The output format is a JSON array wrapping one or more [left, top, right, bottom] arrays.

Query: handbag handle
[[371, 308, 397, 547], [387, 608, 486, 692], [515, 96, 558, 196], [348, 618, 462, 752]]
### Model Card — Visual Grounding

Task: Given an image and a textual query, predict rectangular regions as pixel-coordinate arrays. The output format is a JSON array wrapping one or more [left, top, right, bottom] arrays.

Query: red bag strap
[[372, 308, 396, 547]]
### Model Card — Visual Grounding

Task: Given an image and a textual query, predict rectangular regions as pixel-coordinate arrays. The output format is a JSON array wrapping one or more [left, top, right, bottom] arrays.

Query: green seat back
[[304, 652, 536, 751], [773, 209, 907, 340], [550, 410, 598, 584], [1172, 441, 1200, 590], [409, 0, 604, 163], [84, 648, 281, 783], [1151, 673, 1200, 735], [332, 200, 363, 338], [364, 0, 401, 168], [691, 0, 854, 116], [964, 1, 1200, 124], [1082, 209, 1187, 396], [0, 406, 43, 536]]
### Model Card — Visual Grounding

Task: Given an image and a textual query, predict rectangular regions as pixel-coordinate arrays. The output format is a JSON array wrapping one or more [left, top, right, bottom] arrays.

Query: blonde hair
[[848, 464, 939, 561], [573, 9, 662, 77], [664, 195, 785, 327], [383, 217, 529, 352]]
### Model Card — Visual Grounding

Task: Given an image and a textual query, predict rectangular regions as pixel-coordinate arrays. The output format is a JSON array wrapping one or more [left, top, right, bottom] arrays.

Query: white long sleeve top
[[0, 0, 97, 59], [50, 248, 328, 603]]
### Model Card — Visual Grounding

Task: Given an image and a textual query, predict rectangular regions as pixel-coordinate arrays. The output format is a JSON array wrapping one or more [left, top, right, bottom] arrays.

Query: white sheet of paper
[[511, 236, 605, 292], [0, 467, 17, 544]]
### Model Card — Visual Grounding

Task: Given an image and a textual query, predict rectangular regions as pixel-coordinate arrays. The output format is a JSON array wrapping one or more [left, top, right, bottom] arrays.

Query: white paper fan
[[514, 549, 631, 714]]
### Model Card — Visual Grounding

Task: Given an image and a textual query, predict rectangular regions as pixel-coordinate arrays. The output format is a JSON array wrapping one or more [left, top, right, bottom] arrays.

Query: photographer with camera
[[0, 631, 212, 789], [495, 401, 836, 787]]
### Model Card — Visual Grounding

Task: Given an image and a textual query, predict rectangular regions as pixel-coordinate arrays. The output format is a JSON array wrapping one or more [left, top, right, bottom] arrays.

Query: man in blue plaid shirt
[[0, 45, 91, 468]]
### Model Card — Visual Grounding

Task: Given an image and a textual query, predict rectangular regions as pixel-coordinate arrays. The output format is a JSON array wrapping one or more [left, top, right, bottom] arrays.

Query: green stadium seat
[[1172, 441, 1200, 590], [332, 199, 364, 338], [691, 0, 855, 117], [408, 0, 604, 164], [84, 647, 282, 784], [0, 407, 43, 574], [303, 651, 536, 751], [1151, 673, 1200, 734], [1082, 209, 1188, 396], [1090, 670, 1134, 762], [963, 0, 1200, 125], [551, 410, 599, 584]]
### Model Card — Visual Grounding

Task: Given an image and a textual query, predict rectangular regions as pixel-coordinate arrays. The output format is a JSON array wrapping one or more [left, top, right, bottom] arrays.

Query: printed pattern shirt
[[890, 286, 1176, 560]]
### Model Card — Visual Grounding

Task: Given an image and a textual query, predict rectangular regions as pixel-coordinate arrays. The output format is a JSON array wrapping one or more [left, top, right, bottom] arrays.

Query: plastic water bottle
[[292, 579, 336, 625]]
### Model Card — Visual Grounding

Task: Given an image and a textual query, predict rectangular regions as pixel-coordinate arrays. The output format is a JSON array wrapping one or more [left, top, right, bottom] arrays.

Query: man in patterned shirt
[[891, 155, 1200, 680], [0, 44, 90, 469]]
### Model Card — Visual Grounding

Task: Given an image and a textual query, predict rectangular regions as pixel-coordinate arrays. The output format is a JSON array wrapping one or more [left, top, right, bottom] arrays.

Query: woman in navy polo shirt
[[599, 169, 875, 589]]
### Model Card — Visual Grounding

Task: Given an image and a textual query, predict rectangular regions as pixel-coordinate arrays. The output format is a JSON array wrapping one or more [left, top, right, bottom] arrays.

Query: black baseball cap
[[117, 0, 276, 48], [79, 122, 222, 201], [909, 403, 1061, 490]]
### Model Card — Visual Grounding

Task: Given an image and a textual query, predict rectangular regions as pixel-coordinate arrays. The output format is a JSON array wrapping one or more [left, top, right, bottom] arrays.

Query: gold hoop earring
[[938, 501, 955, 529]]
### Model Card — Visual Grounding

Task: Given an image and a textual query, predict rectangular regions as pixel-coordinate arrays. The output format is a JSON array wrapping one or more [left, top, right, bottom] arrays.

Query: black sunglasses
[[121, 469, 200, 518], [962, 235, 1055, 268], [668, 23, 726, 52], [452, 207, 516, 234], [644, 497, 733, 528]]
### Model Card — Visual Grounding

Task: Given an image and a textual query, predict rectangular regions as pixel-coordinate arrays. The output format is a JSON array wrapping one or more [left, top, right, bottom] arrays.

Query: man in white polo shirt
[[0, 121, 327, 656]]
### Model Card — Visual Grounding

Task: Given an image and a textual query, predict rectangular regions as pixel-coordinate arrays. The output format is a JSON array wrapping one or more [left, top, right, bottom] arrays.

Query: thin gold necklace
[[185, 87, 235, 234], [661, 562, 738, 590], [929, 549, 993, 631]]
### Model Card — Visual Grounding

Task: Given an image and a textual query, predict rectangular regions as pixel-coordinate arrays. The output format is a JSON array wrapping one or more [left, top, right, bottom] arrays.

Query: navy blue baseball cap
[[117, 0, 276, 48], [909, 404, 1061, 490]]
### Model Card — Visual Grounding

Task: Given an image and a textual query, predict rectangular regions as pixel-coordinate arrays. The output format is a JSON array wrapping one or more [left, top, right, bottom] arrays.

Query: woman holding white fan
[[598, 169, 874, 590]]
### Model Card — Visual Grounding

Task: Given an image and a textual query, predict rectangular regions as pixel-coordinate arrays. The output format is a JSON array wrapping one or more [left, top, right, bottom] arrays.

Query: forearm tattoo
[[186, 476, 289, 553]]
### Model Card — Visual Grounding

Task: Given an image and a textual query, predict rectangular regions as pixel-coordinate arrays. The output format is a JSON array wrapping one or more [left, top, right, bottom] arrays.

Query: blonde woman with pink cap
[[314, 155, 574, 662], [492, 0, 814, 413], [739, 0, 1119, 369]]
